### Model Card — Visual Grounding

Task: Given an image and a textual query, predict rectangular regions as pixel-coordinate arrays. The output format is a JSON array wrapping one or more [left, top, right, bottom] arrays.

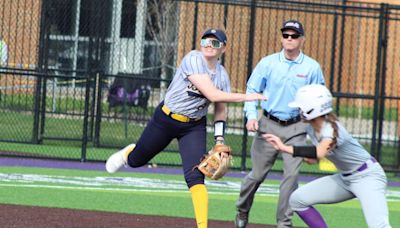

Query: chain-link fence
[[0, 0, 399, 174]]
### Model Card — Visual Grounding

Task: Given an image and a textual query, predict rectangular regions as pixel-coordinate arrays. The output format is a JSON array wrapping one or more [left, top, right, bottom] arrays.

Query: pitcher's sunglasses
[[200, 38, 224, 49], [282, 33, 302, 39]]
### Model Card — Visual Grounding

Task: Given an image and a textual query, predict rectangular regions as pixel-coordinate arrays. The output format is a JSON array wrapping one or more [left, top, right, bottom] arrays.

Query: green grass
[[0, 166, 399, 227], [336, 103, 399, 121], [1, 100, 400, 172], [2, 92, 400, 121]]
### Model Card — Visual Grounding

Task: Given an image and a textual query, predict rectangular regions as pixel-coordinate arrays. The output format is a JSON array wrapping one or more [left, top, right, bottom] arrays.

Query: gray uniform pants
[[236, 116, 307, 228], [290, 162, 391, 228]]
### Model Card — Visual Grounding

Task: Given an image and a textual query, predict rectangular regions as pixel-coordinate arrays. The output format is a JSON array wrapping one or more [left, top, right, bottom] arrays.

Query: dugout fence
[[0, 0, 399, 174]]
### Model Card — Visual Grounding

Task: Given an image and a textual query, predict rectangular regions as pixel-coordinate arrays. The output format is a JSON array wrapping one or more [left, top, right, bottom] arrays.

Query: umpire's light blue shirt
[[244, 49, 325, 120]]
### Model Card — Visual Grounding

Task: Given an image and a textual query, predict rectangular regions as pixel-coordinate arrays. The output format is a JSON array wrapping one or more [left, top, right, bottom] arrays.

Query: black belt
[[263, 110, 301, 126]]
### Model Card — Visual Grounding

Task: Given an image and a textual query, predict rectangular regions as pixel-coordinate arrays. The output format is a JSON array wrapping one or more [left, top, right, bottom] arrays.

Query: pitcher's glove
[[197, 144, 233, 180]]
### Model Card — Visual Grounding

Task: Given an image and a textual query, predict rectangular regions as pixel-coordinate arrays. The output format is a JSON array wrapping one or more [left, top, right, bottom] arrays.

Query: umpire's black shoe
[[235, 211, 248, 228]]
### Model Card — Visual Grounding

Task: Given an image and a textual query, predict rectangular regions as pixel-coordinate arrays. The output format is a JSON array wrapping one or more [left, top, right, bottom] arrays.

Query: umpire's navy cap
[[281, 20, 304, 35], [201, 29, 227, 44]]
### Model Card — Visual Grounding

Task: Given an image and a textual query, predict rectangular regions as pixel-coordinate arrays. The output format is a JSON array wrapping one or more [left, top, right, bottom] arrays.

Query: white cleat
[[105, 144, 135, 173]]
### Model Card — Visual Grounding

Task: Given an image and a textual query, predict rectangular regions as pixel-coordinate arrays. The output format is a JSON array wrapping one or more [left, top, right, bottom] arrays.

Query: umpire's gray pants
[[236, 116, 307, 228]]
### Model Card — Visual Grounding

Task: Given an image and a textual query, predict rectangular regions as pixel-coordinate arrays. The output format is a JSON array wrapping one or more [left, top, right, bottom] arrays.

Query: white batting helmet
[[288, 84, 333, 120]]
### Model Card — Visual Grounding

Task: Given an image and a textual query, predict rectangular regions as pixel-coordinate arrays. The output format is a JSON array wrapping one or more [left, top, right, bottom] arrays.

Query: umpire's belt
[[342, 157, 377, 177], [263, 110, 301, 126], [162, 105, 202, 123]]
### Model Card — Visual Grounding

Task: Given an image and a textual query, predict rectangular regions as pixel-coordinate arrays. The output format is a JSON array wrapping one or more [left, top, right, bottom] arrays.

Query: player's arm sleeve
[[317, 122, 336, 156], [181, 53, 207, 79], [332, 123, 346, 147], [244, 62, 267, 120], [307, 126, 334, 158], [320, 122, 334, 139]]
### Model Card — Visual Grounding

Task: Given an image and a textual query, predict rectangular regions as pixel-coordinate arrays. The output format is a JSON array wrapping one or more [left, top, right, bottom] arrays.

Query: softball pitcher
[[264, 84, 391, 228], [105, 28, 265, 228]]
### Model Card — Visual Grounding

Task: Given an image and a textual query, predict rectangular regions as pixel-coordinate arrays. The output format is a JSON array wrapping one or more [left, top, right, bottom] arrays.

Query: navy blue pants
[[127, 102, 207, 188]]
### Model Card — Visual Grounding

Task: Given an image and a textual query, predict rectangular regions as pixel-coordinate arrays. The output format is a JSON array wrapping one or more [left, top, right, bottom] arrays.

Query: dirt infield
[[0, 204, 274, 228]]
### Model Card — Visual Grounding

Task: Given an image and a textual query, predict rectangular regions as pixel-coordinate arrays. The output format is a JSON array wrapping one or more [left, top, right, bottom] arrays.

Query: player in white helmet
[[263, 84, 391, 228]]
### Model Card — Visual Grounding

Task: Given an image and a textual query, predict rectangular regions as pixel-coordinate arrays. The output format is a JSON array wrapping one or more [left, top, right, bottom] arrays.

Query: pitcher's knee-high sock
[[296, 206, 328, 228], [189, 184, 208, 228]]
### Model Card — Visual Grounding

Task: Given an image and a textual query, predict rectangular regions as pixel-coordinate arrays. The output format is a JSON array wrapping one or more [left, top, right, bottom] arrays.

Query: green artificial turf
[[0, 166, 399, 227]]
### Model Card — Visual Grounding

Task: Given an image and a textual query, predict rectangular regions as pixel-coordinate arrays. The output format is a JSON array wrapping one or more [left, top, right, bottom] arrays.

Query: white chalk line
[[0, 173, 399, 202]]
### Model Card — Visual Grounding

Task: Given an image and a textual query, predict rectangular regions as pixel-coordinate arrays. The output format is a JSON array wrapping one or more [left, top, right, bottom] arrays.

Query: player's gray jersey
[[307, 121, 371, 172], [164, 50, 231, 118]]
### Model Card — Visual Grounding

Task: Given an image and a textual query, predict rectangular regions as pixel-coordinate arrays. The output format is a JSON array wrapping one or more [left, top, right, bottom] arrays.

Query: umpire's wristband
[[293, 145, 317, 158]]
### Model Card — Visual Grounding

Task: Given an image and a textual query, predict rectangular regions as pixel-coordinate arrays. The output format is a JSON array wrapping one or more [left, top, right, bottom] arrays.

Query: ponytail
[[325, 113, 338, 149]]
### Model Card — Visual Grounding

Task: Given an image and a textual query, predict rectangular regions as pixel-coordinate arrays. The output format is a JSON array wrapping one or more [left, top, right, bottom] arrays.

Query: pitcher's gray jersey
[[307, 121, 371, 173], [164, 50, 230, 118]]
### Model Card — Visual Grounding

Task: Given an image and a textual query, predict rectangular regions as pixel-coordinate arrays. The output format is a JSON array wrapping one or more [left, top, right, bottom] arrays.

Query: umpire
[[235, 20, 325, 228]]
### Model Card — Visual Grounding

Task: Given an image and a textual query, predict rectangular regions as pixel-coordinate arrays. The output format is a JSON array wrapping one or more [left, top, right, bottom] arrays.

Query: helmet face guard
[[289, 84, 333, 120]]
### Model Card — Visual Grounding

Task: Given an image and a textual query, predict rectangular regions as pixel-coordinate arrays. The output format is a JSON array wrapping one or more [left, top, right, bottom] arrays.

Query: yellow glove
[[319, 158, 337, 172]]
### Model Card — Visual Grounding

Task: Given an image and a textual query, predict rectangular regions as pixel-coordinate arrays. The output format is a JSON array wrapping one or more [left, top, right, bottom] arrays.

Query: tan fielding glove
[[197, 144, 233, 180]]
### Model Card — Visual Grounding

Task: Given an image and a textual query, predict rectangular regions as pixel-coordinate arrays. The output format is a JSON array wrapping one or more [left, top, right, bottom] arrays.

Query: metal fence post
[[335, 0, 347, 116], [81, 71, 92, 162], [94, 73, 103, 147], [373, 3, 389, 161], [240, 0, 257, 171], [328, 13, 338, 93], [191, 0, 199, 50], [33, 0, 50, 144]]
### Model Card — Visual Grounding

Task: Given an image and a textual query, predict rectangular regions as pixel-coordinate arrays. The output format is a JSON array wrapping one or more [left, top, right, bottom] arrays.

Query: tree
[[146, 0, 179, 100]]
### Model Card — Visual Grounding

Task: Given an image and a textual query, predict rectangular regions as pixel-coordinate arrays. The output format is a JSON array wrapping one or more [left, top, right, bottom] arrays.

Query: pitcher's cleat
[[105, 144, 135, 173]]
